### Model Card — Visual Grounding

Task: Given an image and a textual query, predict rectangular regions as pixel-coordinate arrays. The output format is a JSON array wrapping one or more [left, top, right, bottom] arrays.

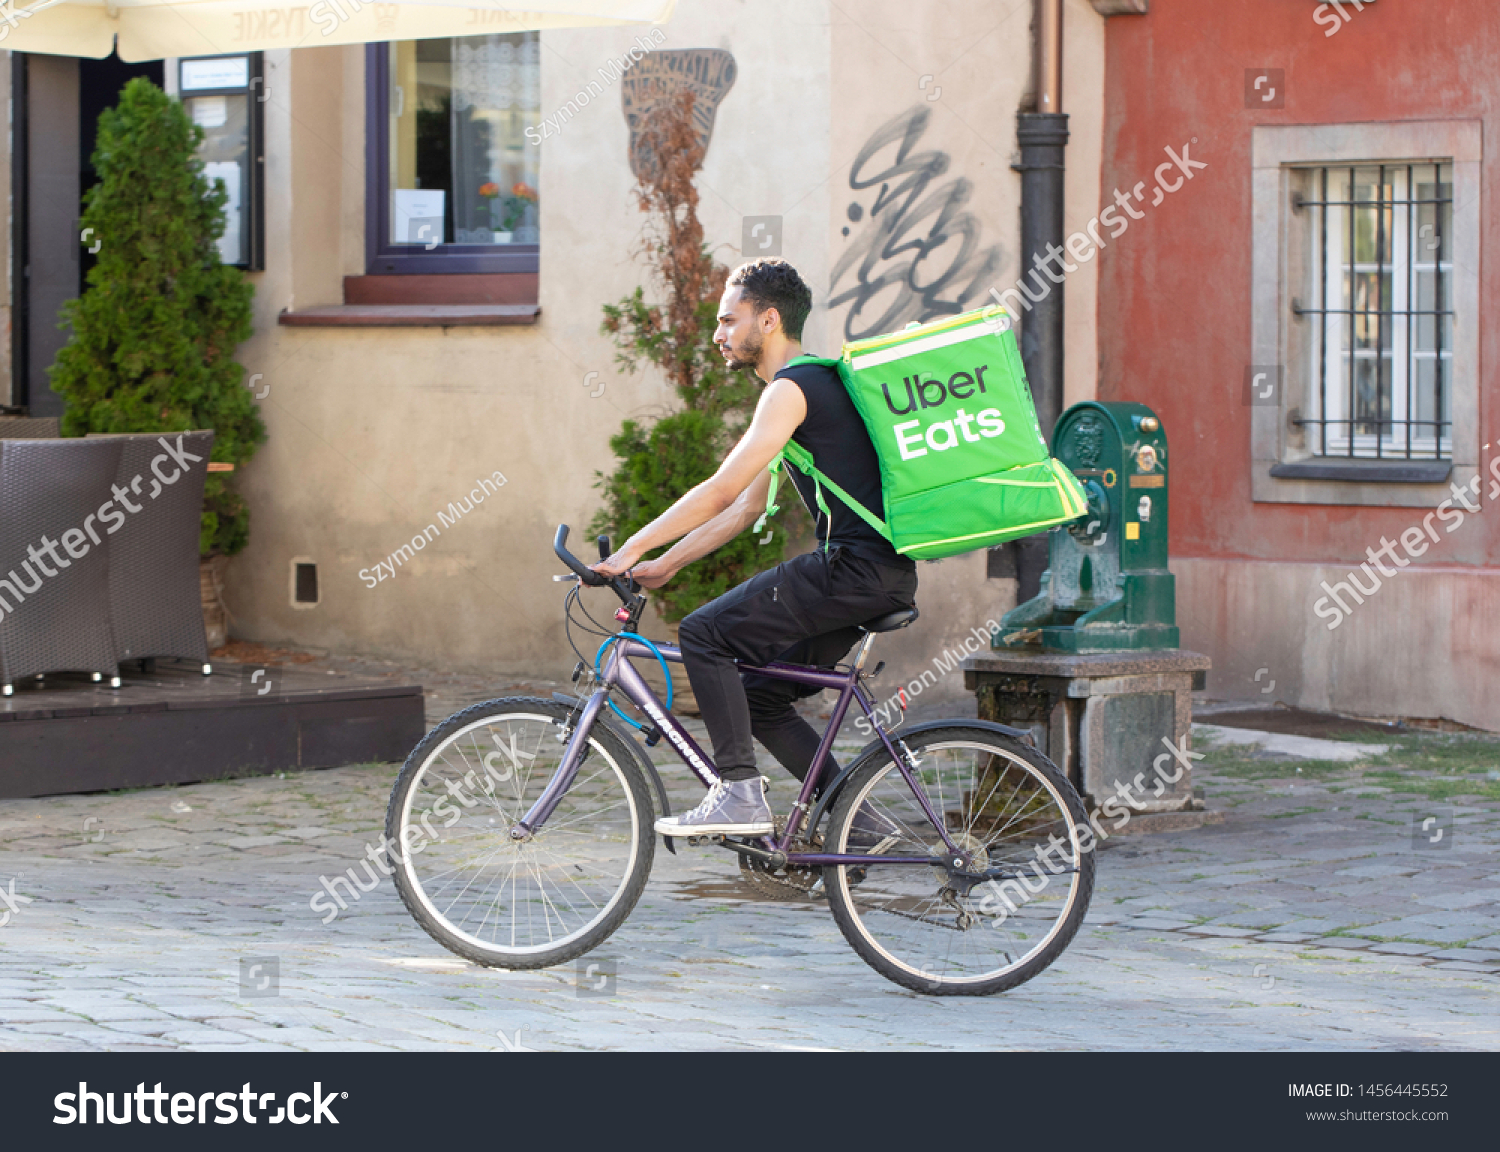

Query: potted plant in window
[[479, 181, 508, 242], [481, 181, 537, 244], [47, 77, 264, 651], [505, 182, 539, 244]]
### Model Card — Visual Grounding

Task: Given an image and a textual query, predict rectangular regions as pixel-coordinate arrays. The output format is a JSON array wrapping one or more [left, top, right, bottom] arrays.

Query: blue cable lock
[[595, 632, 673, 730]]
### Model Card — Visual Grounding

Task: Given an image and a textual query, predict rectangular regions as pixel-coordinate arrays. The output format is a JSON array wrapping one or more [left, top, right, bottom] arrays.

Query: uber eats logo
[[880, 364, 1005, 461]]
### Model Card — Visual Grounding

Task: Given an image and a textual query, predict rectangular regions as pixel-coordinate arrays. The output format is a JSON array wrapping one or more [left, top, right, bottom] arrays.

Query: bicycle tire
[[386, 696, 655, 970], [824, 725, 1094, 996]]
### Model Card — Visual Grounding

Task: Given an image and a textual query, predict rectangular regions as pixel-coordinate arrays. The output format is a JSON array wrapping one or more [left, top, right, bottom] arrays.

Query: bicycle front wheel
[[824, 726, 1094, 996], [386, 697, 654, 969]]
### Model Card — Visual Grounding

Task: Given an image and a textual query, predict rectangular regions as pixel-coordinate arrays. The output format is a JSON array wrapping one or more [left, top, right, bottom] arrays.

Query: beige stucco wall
[[1062, 0, 1104, 413], [224, 0, 1105, 705]]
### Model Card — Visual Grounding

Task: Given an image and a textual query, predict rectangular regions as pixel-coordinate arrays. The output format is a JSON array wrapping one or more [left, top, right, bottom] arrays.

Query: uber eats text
[[878, 364, 1006, 461]]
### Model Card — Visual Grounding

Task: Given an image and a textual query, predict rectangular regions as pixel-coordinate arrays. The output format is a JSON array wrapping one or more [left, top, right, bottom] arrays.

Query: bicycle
[[384, 525, 1095, 995]]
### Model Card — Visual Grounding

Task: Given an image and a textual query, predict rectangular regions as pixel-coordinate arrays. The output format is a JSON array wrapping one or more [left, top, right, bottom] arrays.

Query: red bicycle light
[[614, 606, 631, 622]]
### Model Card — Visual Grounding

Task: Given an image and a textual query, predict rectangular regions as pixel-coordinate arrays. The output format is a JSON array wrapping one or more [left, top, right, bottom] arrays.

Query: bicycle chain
[[727, 819, 986, 936], [735, 816, 822, 901]]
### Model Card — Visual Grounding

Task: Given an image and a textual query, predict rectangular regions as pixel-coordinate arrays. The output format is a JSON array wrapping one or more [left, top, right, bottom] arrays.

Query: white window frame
[[1250, 121, 1481, 507]]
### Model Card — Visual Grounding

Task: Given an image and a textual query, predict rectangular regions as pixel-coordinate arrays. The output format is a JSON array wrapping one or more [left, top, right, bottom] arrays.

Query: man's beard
[[722, 327, 764, 371]]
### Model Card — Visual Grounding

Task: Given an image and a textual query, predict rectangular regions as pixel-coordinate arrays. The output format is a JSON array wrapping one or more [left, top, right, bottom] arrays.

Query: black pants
[[677, 547, 918, 788]]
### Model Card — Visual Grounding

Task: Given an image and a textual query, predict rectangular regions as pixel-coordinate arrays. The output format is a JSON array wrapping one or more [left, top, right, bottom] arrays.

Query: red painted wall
[[1098, 0, 1497, 566]]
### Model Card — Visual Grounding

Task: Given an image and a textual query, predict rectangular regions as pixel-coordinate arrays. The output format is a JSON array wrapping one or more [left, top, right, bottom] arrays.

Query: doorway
[[13, 52, 163, 418]]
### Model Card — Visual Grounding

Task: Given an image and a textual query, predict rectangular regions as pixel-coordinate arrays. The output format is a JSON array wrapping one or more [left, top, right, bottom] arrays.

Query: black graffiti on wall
[[830, 106, 1003, 342]]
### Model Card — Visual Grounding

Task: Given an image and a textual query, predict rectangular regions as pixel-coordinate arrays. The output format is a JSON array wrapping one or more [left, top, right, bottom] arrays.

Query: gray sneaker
[[655, 778, 774, 837]]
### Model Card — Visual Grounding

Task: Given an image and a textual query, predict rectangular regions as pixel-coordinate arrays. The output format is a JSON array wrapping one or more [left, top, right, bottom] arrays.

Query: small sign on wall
[[178, 53, 264, 271]]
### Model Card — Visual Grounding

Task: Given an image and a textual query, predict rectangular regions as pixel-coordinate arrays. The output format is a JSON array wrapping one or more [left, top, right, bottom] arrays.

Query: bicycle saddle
[[859, 606, 919, 633]]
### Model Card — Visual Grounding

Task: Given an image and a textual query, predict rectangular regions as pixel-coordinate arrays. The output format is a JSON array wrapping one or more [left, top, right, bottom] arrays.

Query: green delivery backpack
[[756, 304, 1087, 561]]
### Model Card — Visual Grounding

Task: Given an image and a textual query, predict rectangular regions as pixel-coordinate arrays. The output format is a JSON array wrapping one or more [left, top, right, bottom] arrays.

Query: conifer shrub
[[49, 77, 264, 557]]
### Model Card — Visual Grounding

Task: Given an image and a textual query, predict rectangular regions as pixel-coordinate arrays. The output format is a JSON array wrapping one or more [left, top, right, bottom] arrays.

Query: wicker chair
[[0, 437, 126, 694], [105, 431, 216, 671], [0, 431, 217, 696]]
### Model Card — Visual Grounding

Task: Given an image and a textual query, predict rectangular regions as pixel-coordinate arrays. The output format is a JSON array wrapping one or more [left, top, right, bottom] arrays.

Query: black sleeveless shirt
[[775, 360, 915, 571]]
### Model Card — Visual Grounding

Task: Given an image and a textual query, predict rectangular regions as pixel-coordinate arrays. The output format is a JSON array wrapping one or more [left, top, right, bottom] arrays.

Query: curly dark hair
[[727, 258, 813, 341]]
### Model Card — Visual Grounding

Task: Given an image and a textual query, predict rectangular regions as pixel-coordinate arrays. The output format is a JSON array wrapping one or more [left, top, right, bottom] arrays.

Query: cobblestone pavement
[[0, 657, 1496, 1052]]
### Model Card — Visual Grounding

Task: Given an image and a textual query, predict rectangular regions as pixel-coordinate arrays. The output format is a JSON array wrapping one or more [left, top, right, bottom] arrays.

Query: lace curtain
[[451, 36, 541, 243]]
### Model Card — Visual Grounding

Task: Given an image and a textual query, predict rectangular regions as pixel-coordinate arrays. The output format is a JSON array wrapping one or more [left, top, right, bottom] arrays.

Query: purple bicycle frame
[[514, 639, 960, 867]]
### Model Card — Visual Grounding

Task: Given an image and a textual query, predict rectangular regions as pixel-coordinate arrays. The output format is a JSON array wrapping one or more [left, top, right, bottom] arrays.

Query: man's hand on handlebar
[[591, 545, 642, 581], [591, 546, 672, 590], [553, 525, 646, 605], [621, 556, 676, 589]]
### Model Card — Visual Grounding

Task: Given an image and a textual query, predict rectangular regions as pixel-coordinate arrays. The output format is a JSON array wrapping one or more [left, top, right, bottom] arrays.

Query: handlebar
[[553, 524, 640, 604]]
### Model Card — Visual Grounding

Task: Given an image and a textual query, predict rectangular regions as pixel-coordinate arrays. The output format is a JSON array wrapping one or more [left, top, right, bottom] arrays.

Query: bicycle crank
[[734, 817, 821, 901]]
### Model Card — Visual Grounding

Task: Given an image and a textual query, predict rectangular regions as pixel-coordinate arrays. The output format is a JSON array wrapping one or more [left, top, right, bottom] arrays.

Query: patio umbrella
[[0, 0, 675, 62]]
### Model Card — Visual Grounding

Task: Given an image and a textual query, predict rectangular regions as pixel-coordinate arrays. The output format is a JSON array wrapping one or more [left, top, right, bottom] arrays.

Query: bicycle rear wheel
[[386, 697, 654, 969], [823, 726, 1093, 995]]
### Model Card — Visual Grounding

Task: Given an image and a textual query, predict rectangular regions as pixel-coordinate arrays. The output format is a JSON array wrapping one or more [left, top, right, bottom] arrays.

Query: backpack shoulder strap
[[753, 355, 893, 545], [780, 353, 842, 371]]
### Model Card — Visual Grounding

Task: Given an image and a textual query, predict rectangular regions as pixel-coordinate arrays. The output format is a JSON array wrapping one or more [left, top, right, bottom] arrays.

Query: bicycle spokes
[[826, 735, 1091, 992], [394, 708, 646, 959]]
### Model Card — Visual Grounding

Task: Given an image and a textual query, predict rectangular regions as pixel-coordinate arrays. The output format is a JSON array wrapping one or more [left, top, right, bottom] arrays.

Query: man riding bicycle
[[592, 258, 918, 838]]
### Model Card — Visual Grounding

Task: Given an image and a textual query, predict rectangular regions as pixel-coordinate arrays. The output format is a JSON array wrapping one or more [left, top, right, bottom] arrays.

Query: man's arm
[[593, 377, 806, 577], [625, 469, 772, 588]]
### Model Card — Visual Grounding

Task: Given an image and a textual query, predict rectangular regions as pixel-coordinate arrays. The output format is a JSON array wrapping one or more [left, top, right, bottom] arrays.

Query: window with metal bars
[[1291, 163, 1453, 461]]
